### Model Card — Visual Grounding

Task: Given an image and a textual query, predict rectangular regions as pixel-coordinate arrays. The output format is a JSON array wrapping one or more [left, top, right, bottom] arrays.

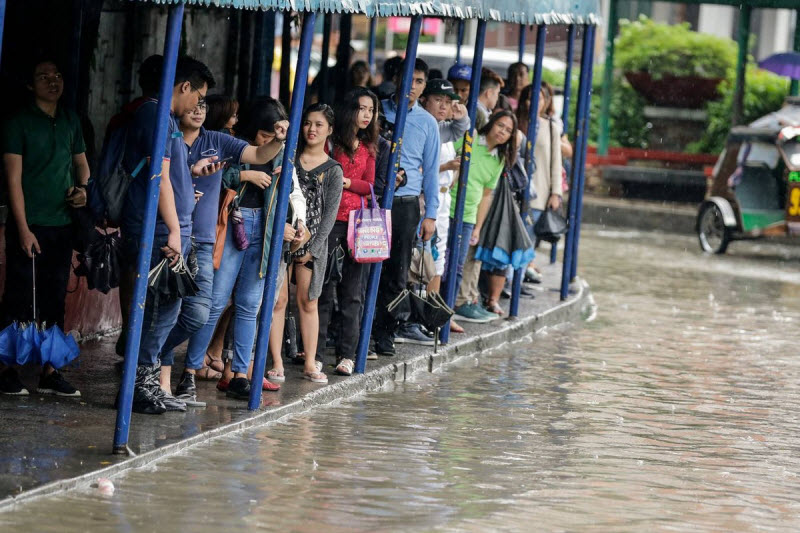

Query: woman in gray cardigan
[[269, 103, 343, 385]]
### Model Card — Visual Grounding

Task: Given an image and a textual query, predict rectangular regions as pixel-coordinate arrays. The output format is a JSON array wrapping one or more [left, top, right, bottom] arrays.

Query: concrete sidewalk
[[0, 261, 592, 509]]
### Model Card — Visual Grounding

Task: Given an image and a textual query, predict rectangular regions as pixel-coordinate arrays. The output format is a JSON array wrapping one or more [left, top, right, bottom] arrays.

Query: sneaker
[[454, 303, 493, 323], [226, 377, 251, 400], [524, 268, 542, 284], [175, 372, 206, 407], [37, 370, 81, 397], [477, 304, 501, 321], [366, 350, 378, 360], [216, 378, 230, 392], [154, 388, 187, 412], [0, 368, 29, 396], [130, 365, 166, 415], [395, 323, 435, 346], [373, 337, 396, 356]]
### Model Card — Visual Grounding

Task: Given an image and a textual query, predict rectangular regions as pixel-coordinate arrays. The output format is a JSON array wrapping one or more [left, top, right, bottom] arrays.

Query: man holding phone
[[156, 98, 288, 407]]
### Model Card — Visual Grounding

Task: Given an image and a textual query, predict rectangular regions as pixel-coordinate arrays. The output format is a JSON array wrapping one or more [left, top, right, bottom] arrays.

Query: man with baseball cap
[[447, 63, 472, 103], [415, 79, 471, 335]]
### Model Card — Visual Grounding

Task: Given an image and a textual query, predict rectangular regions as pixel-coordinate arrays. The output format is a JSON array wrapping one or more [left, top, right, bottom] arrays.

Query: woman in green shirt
[[448, 111, 518, 323]]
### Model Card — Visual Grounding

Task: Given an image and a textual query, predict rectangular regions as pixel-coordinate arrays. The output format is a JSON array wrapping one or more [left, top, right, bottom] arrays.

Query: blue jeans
[[186, 208, 266, 375], [441, 218, 474, 303], [123, 233, 191, 367], [160, 242, 214, 368]]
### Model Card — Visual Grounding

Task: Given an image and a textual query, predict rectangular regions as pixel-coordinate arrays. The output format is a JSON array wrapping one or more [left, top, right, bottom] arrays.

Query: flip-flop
[[262, 377, 280, 391], [267, 369, 285, 383], [303, 371, 328, 384]]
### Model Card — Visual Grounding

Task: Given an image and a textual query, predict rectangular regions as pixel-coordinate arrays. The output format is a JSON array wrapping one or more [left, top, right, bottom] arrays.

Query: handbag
[[347, 184, 392, 263], [213, 187, 238, 269], [533, 208, 568, 244]]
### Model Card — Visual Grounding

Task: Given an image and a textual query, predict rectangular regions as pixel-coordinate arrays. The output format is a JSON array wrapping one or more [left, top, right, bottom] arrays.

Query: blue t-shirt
[[121, 100, 193, 238], [186, 128, 248, 243]]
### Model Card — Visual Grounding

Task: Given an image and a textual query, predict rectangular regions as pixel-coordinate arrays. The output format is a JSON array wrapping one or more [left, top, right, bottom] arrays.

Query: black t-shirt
[[238, 161, 273, 209]]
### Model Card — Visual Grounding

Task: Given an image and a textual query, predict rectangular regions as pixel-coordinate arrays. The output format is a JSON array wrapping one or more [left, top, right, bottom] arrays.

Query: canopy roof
[[134, 0, 601, 24]]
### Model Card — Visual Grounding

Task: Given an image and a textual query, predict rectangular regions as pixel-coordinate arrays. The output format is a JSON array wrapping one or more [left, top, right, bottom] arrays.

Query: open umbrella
[[16, 323, 42, 366], [758, 52, 800, 80], [0, 323, 19, 366], [40, 326, 80, 369], [475, 170, 535, 271], [386, 289, 412, 323]]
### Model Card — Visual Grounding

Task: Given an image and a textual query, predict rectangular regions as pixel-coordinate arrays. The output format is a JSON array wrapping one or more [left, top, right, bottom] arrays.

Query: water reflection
[[3, 228, 800, 532]]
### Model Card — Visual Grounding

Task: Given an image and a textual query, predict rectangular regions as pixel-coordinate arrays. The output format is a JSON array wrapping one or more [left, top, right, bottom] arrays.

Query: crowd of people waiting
[[0, 52, 568, 413]]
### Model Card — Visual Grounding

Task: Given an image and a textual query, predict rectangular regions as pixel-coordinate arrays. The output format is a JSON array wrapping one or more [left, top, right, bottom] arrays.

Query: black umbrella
[[147, 255, 198, 303], [386, 289, 412, 322], [409, 290, 454, 333], [475, 171, 534, 270], [74, 229, 122, 294]]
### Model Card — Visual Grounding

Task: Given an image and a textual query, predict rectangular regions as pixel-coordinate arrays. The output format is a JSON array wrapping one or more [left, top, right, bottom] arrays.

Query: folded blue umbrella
[[0, 323, 19, 366], [40, 326, 80, 370], [15, 324, 42, 366]]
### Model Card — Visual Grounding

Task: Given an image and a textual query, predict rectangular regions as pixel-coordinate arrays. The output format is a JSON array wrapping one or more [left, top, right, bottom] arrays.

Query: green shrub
[[688, 67, 789, 153], [616, 16, 737, 80]]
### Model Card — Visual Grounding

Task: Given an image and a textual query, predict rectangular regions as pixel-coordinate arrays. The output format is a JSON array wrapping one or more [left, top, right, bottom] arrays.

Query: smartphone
[[205, 156, 235, 170]]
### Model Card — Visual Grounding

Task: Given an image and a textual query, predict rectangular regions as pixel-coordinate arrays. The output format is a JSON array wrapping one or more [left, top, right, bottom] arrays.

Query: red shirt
[[333, 142, 376, 222]]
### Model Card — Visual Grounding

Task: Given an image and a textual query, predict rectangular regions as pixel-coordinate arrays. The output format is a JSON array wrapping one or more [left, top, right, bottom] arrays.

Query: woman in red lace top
[[316, 87, 379, 376]]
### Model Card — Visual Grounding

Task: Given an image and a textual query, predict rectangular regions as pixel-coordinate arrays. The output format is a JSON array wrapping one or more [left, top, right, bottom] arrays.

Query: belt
[[394, 195, 419, 203]]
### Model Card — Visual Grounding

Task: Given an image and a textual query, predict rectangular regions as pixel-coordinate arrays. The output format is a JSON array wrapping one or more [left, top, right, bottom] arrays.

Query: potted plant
[[616, 16, 736, 109]]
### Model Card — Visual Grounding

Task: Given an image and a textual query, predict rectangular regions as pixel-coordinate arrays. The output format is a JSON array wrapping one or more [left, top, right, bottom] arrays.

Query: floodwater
[[3, 228, 800, 532]]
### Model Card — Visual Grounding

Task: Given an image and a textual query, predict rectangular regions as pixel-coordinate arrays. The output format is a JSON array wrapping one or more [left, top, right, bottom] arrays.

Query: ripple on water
[[3, 230, 800, 532]]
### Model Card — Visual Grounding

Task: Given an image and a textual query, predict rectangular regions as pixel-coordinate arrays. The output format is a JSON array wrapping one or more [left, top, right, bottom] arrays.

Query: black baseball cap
[[423, 79, 460, 100]]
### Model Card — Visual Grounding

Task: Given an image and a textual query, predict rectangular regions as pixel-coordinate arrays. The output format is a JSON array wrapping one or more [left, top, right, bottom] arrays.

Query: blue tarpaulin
[[132, 0, 601, 24]]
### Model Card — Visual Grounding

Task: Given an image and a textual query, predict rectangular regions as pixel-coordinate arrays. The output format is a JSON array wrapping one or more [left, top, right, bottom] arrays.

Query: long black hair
[[238, 96, 287, 144], [332, 87, 379, 158], [478, 110, 518, 167], [204, 94, 238, 132], [297, 102, 335, 155]]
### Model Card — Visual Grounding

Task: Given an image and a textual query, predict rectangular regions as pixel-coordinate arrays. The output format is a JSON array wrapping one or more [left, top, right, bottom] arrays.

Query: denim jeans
[[123, 233, 191, 367], [441, 218, 474, 306], [186, 208, 265, 375], [160, 242, 214, 368]]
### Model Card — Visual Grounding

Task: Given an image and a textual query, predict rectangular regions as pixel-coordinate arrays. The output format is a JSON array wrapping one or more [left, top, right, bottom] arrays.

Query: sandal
[[486, 301, 505, 316], [262, 377, 280, 391], [267, 369, 285, 383], [335, 358, 354, 376], [450, 319, 465, 334], [196, 353, 224, 380], [303, 371, 328, 384]]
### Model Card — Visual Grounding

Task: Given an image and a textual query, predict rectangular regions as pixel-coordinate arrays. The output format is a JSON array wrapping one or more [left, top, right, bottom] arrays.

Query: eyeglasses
[[193, 101, 208, 113], [495, 124, 514, 135]]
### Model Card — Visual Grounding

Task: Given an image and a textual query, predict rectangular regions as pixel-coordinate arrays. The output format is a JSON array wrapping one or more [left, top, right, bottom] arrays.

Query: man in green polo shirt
[[0, 59, 90, 397]]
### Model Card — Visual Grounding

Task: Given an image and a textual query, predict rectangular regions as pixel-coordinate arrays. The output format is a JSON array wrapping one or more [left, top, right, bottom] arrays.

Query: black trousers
[[3, 223, 73, 330], [317, 220, 366, 360], [372, 196, 420, 341]]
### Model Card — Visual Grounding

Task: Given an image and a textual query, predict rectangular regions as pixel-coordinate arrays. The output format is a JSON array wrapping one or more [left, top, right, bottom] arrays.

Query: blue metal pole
[[456, 19, 465, 64], [561, 24, 576, 133], [113, 3, 184, 454], [354, 15, 423, 374], [368, 17, 377, 76], [569, 24, 596, 282], [248, 12, 317, 410], [509, 24, 546, 318], [561, 24, 593, 301], [0, 0, 7, 62], [549, 24, 576, 267], [439, 19, 487, 345], [518, 24, 526, 63]]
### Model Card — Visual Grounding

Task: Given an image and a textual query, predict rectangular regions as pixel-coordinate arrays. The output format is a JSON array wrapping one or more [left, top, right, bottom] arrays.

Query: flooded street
[[4, 227, 800, 532]]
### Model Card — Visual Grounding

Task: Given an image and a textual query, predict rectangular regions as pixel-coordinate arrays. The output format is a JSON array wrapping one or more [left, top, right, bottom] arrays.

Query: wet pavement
[[4, 226, 800, 531], [0, 258, 578, 504]]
